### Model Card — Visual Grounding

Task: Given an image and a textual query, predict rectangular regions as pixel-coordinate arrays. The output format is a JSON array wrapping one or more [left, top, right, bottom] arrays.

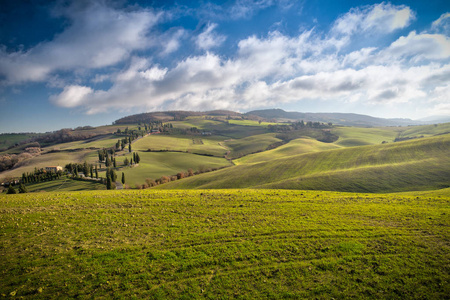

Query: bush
[[6, 185, 16, 194], [145, 178, 157, 187]]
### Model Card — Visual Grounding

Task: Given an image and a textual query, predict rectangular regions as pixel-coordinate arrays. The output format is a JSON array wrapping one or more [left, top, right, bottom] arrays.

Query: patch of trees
[[65, 162, 98, 179], [268, 121, 332, 132], [20, 168, 63, 185], [394, 136, 424, 142], [0, 147, 41, 172]]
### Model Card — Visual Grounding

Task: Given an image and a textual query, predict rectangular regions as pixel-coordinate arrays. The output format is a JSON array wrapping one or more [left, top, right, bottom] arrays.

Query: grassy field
[[1, 189, 448, 299], [331, 127, 400, 147], [132, 135, 228, 157], [397, 122, 450, 138], [0, 134, 38, 151], [44, 135, 119, 151], [227, 120, 281, 127], [101, 151, 233, 187], [235, 137, 342, 165], [21, 176, 106, 192], [159, 134, 450, 192], [223, 133, 282, 159]]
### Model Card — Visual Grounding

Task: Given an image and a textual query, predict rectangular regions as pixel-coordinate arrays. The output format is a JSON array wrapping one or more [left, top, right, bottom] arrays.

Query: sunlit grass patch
[[0, 189, 448, 298]]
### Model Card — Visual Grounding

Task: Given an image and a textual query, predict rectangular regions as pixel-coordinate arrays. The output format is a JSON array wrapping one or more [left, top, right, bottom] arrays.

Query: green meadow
[[223, 133, 282, 159], [1, 189, 448, 299], [331, 127, 400, 147], [44, 135, 119, 150], [23, 176, 106, 192], [235, 137, 342, 165], [132, 135, 228, 157], [397, 122, 450, 138], [101, 151, 233, 187]]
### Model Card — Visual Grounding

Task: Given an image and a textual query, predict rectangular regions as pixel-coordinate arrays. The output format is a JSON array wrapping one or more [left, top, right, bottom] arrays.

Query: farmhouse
[[45, 166, 63, 173]]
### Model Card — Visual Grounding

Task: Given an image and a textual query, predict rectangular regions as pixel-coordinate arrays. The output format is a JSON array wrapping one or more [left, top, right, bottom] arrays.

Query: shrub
[[160, 176, 170, 184], [6, 185, 16, 194]]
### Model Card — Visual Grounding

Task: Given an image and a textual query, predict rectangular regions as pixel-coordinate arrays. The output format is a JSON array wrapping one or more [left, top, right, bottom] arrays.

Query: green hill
[[132, 135, 228, 157], [235, 137, 342, 165], [331, 127, 400, 147], [158, 134, 450, 192], [397, 122, 450, 138], [223, 133, 282, 159]]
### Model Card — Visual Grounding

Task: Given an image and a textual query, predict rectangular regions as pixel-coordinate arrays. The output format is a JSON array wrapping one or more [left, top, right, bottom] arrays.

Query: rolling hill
[[157, 134, 450, 193]]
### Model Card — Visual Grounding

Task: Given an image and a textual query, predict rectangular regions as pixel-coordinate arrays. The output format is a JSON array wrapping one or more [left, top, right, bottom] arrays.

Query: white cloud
[[332, 3, 414, 36], [381, 31, 450, 62], [6, 1, 447, 119], [51, 85, 93, 108], [0, 2, 160, 84], [431, 12, 450, 33], [160, 28, 186, 55], [195, 23, 226, 50]]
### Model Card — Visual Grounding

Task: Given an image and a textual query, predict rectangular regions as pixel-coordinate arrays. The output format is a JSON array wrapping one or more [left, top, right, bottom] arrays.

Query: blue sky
[[0, 0, 449, 133]]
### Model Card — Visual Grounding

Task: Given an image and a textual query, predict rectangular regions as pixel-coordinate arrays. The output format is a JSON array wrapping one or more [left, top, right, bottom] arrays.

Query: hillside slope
[[157, 134, 450, 192]]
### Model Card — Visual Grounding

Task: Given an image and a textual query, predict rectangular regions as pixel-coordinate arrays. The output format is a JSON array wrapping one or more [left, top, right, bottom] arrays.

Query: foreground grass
[[1, 189, 449, 299]]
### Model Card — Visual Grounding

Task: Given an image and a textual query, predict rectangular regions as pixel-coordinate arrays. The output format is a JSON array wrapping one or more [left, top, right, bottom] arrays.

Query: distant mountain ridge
[[245, 109, 423, 127]]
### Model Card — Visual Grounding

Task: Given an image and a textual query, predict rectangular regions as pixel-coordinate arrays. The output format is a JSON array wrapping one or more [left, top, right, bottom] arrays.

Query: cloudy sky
[[0, 0, 449, 133]]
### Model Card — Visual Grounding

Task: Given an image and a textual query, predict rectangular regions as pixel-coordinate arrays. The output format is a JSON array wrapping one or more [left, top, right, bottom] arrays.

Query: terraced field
[[1, 189, 448, 299]]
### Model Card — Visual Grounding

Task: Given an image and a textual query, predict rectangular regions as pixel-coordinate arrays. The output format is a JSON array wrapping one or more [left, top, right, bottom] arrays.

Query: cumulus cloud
[[4, 1, 449, 118], [51, 85, 93, 108], [0, 1, 160, 84], [431, 12, 450, 33], [332, 3, 414, 36], [195, 23, 226, 50], [383, 31, 450, 62]]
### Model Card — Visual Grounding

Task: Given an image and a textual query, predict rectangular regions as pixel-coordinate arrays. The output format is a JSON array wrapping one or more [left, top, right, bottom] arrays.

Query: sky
[[0, 0, 449, 133]]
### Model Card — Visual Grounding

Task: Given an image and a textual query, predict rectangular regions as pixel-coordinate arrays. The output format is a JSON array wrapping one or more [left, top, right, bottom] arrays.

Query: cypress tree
[[121, 172, 125, 184], [135, 152, 140, 164], [111, 169, 117, 182], [6, 185, 16, 194], [106, 175, 112, 190], [129, 143, 132, 153], [18, 183, 27, 193]]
